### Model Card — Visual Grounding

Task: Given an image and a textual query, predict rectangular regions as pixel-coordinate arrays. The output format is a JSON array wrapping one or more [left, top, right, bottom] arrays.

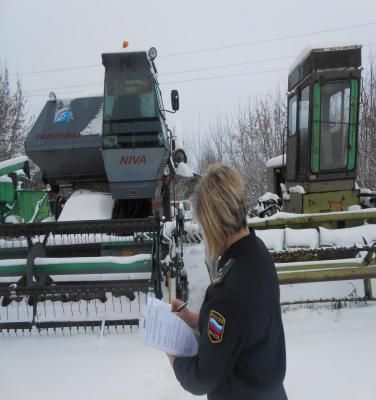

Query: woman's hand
[[171, 298, 199, 329]]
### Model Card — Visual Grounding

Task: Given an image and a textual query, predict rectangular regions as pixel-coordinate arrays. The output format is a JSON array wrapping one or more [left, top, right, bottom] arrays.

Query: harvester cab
[[268, 46, 363, 214], [101, 49, 178, 220]]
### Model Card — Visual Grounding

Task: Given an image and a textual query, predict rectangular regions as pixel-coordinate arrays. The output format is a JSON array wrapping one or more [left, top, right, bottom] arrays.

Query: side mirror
[[171, 90, 179, 111]]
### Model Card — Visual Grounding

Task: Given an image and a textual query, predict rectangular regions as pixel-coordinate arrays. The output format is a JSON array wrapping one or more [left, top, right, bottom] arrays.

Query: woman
[[168, 163, 287, 399]]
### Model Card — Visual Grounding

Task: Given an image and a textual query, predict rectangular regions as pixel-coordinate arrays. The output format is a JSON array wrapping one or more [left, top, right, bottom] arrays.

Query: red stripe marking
[[209, 323, 222, 336]]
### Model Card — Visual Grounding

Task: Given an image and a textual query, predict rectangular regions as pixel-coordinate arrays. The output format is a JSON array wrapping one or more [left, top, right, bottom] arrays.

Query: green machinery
[[0, 156, 50, 224], [0, 47, 188, 333], [255, 45, 376, 301], [266, 45, 375, 215]]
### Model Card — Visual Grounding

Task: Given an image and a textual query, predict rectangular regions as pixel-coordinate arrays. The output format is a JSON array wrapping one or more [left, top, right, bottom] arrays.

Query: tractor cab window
[[104, 77, 157, 121], [288, 95, 297, 136], [320, 81, 351, 171]]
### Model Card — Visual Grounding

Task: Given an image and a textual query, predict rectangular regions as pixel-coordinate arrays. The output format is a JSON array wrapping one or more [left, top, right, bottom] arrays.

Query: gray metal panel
[[102, 147, 169, 199], [109, 181, 159, 199], [25, 96, 106, 185]]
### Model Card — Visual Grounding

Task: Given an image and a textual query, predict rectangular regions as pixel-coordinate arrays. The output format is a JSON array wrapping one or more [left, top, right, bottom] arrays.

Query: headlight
[[163, 166, 170, 176]]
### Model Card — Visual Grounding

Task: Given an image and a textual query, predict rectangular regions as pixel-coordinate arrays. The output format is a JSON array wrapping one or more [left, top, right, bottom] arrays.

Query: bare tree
[[191, 88, 287, 208], [0, 66, 32, 161], [358, 59, 376, 189]]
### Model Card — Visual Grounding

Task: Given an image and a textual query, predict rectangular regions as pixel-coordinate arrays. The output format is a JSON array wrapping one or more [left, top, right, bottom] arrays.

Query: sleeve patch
[[207, 310, 226, 344]]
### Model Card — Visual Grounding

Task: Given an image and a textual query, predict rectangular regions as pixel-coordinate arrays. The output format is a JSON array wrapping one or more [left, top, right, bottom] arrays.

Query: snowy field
[[1, 243, 376, 399]]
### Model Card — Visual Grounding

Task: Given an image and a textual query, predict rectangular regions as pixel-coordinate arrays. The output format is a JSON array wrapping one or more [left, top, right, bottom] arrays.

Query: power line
[[159, 22, 376, 57], [28, 90, 89, 98], [10, 63, 101, 77], [26, 81, 103, 94], [160, 55, 295, 76], [25, 51, 376, 96], [26, 67, 288, 97], [13, 22, 376, 77], [25, 56, 293, 94], [160, 68, 287, 85]]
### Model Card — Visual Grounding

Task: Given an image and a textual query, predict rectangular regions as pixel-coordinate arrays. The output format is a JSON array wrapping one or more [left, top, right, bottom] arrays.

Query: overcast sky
[[1, 0, 375, 147]]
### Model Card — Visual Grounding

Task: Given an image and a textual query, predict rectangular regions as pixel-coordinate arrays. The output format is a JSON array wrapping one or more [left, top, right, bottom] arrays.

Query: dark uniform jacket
[[173, 229, 287, 399]]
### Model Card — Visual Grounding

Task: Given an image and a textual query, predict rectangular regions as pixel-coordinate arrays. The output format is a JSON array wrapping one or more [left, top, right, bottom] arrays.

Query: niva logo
[[54, 109, 73, 124], [120, 155, 146, 165]]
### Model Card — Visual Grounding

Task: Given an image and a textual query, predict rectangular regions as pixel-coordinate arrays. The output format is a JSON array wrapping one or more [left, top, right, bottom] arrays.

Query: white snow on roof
[[0, 175, 12, 183], [55, 91, 103, 103], [58, 189, 114, 221], [0, 156, 28, 171], [289, 43, 361, 74], [288, 46, 312, 74], [81, 103, 103, 136], [266, 154, 286, 168], [175, 162, 194, 178]]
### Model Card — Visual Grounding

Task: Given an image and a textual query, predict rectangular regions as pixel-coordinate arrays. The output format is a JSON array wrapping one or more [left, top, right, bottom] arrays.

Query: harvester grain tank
[[0, 47, 188, 333]]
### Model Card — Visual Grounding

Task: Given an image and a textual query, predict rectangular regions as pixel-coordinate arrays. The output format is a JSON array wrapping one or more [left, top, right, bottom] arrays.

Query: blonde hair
[[191, 163, 247, 262]]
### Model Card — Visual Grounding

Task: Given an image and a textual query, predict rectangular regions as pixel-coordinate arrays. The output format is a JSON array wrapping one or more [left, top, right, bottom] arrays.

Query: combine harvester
[[252, 45, 376, 304], [0, 46, 192, 334]]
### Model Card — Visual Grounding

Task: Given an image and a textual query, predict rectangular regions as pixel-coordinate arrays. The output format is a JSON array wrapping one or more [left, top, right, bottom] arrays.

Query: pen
[[176, 302, 188, 312]]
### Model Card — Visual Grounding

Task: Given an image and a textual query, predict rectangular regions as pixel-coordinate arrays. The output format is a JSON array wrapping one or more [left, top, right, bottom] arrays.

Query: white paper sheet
[[139, 298, 198, 357]]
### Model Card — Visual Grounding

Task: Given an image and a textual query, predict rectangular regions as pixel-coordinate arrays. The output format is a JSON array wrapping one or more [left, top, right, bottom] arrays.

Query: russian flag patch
[[208, 310, 226, 343]]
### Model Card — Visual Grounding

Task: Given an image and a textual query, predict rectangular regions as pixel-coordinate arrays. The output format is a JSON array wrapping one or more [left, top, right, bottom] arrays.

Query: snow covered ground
[[1, 243, 375, 399]]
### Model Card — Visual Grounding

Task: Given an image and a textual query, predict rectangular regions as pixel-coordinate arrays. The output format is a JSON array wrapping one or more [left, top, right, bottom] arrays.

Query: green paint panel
[[303, 190, 359, 214], [0, 161, 27, 177], [347, 79, 359, 171], [0, 181, 14, 204], [15, 190, 50, 222], [311, 83, 321, 173], [0, 259, 152, 277], [34, 259, 152, 275], [0, 262, 27, 277]]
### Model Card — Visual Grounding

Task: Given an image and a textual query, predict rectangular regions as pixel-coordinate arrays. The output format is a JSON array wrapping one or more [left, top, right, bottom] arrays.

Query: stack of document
[[139, 298, 198, 357]]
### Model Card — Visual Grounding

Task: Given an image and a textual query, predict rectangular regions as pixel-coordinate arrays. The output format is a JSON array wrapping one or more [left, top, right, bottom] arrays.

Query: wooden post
[[363, 279, 373, 299]]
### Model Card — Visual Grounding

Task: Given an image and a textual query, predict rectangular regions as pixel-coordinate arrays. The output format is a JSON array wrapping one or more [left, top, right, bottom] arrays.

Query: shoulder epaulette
[[212, 259, 235, 285]]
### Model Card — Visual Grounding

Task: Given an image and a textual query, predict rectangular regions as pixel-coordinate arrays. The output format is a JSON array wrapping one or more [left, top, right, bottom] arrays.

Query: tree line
[[0, 66, 32, 162]]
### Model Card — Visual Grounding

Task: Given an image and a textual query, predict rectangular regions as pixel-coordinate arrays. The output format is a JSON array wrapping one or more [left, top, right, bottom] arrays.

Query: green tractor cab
[[269, 46, 362, 214]]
